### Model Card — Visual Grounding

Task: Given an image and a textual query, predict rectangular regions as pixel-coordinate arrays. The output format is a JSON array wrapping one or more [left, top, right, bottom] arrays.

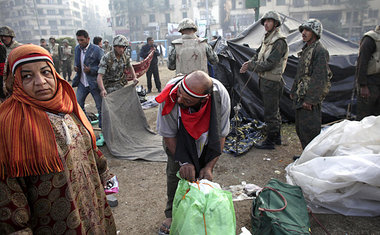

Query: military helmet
[[177, 18, 197, 32], [299, 19, 323, 39], [0, 26, 15, 37], [104, 39, 109, 43], [113, 35, 128, 47], [260, 11, 282, 27], [62, 39, 69, 43]]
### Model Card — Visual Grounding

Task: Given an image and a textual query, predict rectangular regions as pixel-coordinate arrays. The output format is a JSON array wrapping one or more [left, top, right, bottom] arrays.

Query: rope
[[258, 187, 288, 212]]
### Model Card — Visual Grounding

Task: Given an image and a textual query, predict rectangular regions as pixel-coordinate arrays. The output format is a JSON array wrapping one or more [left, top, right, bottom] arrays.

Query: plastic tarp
[[285, 115, 380, 216], [101, 85, 166, 161], [213, 14, 359, 123]]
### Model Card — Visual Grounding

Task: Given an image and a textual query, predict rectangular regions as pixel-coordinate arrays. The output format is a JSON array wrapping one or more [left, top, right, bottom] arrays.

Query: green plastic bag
[[170, 176, 236, 235], [251, 178, 311, 235]]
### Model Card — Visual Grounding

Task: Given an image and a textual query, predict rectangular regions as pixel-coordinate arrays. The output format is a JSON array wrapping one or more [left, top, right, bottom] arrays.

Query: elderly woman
[[0, 44, 116, 234]]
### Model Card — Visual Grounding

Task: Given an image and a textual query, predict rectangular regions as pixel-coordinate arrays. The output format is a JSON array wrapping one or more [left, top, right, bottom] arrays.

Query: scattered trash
[[106, 194, 118, 207], [239, 227, 252, 235], [263, 157, 271, 161], [224, 182, 262, 201], [141, 96, 159, 109], [274, 170, 281, 175]]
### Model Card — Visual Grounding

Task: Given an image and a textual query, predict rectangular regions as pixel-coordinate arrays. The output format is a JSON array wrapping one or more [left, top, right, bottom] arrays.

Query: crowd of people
[[0, 11, 379, 234]]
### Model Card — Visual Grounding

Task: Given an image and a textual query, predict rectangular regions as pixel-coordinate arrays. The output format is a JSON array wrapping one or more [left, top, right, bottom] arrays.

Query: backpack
[[251, 178, 310, 235]]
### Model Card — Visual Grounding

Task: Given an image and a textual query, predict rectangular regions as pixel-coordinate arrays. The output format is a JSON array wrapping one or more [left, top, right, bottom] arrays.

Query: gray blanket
[[102, 85, 167, 161]]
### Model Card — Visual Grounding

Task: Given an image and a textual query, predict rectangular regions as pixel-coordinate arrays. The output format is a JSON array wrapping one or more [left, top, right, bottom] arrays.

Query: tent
[[213, 13, 359, 123]]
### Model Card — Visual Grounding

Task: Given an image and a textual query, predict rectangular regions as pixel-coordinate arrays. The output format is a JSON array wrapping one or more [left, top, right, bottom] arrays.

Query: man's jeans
[[76, 82, 103, 128]]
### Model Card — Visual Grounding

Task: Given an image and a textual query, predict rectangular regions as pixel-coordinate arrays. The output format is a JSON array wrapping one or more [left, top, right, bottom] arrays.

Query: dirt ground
[[83, 65, 380, 235]]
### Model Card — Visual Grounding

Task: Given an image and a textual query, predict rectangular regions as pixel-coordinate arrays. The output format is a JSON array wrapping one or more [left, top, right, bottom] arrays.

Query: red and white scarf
[[155, 76, 212, 140]]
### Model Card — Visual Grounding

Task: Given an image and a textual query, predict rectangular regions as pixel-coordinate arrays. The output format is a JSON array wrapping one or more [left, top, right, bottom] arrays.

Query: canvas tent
[[213, 13, 359, 123]]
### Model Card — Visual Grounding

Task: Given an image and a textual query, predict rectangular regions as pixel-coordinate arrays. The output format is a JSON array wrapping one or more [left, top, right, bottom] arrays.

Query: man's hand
[[83, 65, 90, 73], [132, 78, 139, 86], [360, 85, 370, 99], [199, 167, 213, 181], [240, 61, 250, 73], [179, 164, 196, 182], [100, 89, 107, 97], [290, 94, 294, 100], [302, 102, 312, 110], [74, 66, 79, 72]]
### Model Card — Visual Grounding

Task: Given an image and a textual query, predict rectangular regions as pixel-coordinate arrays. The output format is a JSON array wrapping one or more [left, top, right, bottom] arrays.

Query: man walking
[[140, 37, 161, 93], [355, 25, 380, 120], [240, 11, 288, 149], [167, 18, 218, 75], [72, 29, 104, 129], [156, 71, 231, 235], [290, 19, 332, 150], [61, 39, 72, 81]]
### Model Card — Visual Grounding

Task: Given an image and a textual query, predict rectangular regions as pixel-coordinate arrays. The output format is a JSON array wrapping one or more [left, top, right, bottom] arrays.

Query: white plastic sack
[[286, 116, 380, 216]]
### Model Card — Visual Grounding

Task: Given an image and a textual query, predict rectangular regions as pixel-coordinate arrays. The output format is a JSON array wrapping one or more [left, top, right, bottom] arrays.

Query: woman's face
[[20, 61, 56, 100]]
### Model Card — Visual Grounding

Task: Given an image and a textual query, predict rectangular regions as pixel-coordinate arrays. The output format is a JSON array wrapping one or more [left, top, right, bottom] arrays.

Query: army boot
[[255, 135, 275, 149], [274, 132, 282, 145]]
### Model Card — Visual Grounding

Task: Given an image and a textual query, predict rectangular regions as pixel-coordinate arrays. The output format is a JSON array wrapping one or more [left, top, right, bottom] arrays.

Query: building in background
[[0, 0, 111, 44], [259, 0, 380, 42]]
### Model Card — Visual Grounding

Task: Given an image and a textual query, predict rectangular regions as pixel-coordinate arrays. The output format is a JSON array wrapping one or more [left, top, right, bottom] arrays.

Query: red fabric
[[126, 50, 154, 78], [0, 62, 4, 76], [155, 81, 211, 140]]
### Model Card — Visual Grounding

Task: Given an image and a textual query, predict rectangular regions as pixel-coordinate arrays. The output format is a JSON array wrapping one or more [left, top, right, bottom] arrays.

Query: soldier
[[290, 19, 332, 151], [61, 39, 73, 81], [97, 35, 138, 96], [49, 36, 61, 74], [240, 11, 288, 149], [0, 26, 22, 56], [96, 35, 138, 147], [167, 18, 218, 75], [103, 39, 112, 54], [355, 25, 380, 120]]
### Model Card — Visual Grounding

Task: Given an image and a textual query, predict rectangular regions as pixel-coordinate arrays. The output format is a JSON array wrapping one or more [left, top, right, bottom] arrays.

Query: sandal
[[158, 222, 170, 235]]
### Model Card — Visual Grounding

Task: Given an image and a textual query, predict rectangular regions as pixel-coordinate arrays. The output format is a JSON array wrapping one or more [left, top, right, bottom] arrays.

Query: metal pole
[[206, 0, 211, 41], [32, 0, 42, 39]]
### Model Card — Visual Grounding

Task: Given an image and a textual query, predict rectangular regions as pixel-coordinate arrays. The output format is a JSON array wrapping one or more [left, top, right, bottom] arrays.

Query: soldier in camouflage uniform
[[290, 19, 332, 150], [167, 18, 218, 75], [60, 39, 73, 81], [97, 35, 138, 97], [49, 37, 61, 74], [355, 25, 380, 121], [103, 39, 112, 54], [0, 26, 22, 56], [240, 11, 288, 149]]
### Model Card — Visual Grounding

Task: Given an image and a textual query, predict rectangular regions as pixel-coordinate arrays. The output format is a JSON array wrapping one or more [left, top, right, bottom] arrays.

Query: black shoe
[[274, 135, 281, 145], [157, 88, 161, 93], [147, 89, 152, 94], [255, 139, 275, 149], [293, 155, 300, 161]]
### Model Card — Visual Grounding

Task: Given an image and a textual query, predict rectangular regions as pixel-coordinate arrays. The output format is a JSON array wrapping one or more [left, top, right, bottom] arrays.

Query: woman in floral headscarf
[[0, 44, 116, 234]]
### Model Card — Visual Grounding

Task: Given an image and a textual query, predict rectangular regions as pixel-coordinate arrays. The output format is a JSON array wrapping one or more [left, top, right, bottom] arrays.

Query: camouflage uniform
[[61, 40, 72, 81], [103, 43, 112, 54], [247, 12, 288, 147], [168, 18, 218, 74], [355, 26, 380, 120], [98, 50, 130, 94], [290, 40, 332, 149], [49, 42, 61, 74], [0, 26, 22, 56]]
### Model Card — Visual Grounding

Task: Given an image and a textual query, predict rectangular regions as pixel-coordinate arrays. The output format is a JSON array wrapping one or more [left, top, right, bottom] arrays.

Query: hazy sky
[[93, 0, 110, 16]]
